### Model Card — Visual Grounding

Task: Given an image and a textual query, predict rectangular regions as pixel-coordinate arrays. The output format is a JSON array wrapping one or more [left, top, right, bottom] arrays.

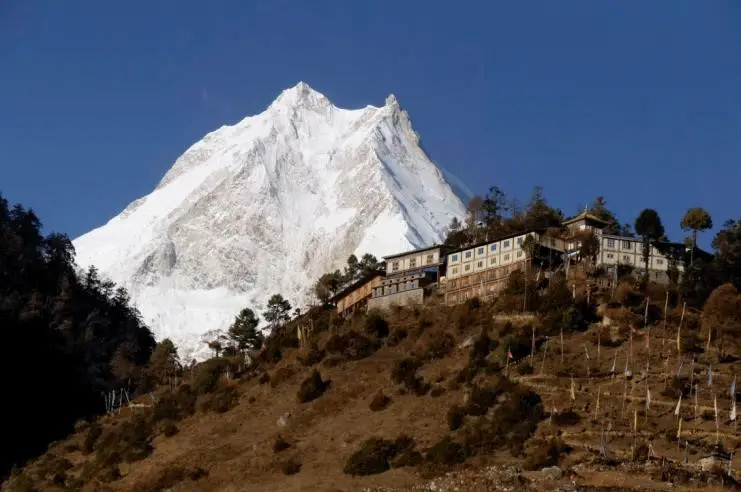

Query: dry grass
[[7, 284, 741, 492]]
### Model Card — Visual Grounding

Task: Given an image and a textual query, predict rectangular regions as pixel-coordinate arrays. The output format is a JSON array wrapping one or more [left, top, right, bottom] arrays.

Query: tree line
[[0, 193, 158, 479]]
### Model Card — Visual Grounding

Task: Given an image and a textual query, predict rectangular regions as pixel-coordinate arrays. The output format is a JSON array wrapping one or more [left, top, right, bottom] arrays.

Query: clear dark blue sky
[[1, 1, 739, 248]]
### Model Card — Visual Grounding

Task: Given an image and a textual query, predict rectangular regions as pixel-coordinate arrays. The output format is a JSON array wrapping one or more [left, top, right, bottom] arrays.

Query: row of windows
[[449, 250, 526, 276], [451, 237, 528, 263], [604, 252, 664, 265], [604, 238, 634, 250], [372, 279, 420, 297], [391, 253, 436, 272]]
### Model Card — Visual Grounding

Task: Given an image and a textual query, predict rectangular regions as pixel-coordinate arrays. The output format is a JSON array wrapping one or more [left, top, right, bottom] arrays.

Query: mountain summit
[[73, 82, 467, 360]]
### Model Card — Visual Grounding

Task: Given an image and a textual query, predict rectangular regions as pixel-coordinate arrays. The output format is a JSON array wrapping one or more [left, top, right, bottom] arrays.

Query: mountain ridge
[[73, 82, 467, 361]]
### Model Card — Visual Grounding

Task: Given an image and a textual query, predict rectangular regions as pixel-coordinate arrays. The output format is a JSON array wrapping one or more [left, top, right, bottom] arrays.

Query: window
[[477, 261, 483, 268], [607, 239, 615, 248], [490, 244, 497, 252], [516, 251, 523, 258], [477, 247, 484, 255], [517, 237, 523, 245], [607, 253, 614, 259], [426, 254, 434, 264], [623, 255, 631, 262], [503, 240, 510, 248], [451, 254, 458, 262], [452, 267, 459, 275], [504, 254, 510, 261], [622, 241, 631, 250], [464, 264, 471, 271], [465, 251, 472, 259], [409, 258, 416, 268], [490, 257, 497, 265], [656, 259, 664, 265], [392, 262, 399, 272]]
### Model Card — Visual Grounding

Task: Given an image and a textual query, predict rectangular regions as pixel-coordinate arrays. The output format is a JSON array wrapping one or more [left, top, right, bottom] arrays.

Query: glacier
[[73, 82, 467, 361]]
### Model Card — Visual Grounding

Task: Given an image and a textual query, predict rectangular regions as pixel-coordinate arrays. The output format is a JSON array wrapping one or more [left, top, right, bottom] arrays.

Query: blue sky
[[1, 1, 739, 249]]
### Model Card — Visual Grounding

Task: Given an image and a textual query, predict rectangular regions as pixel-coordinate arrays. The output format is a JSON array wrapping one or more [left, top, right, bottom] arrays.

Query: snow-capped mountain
[[73, 82, 467, 361]]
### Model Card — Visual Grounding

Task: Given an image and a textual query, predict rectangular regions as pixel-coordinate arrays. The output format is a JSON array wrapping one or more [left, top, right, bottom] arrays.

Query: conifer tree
[[228, 307, 264, 351]]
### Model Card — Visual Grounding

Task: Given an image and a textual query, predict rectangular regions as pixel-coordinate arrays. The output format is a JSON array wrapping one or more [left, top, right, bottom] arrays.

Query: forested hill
[[0, 193, 157, 479]]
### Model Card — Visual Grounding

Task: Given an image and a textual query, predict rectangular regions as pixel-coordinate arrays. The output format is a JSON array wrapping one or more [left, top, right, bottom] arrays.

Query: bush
[[391, 357, 429, 396], [523, 437, 571, 470], [299, 344, 326, 366], [83, 422, 103, 454], [197, 385, 238, 413], [386, 328, 408, 347], [430, 386, 445, 397], [423, 333, 456, 360], [365, 311, 389, 338], [343, 438, 398, 476], [270, 365, 296, 388], [273, 436, 291, 453], [192, 358, 230, 394], [161, 421, 179, 437], [390, 435, 421, 468], [324, 331, 380, 360], [322, 355, 344, 368], [447, 405, 466, 431], [258, 372, 270, 384], [551, 410, 580, 427], [425, 437, 466, 466], [517, 363, 534, 375], [369, 391, 391, 411], [281, 458, 302, 475], [151, 385, 197, 423], [465, 384, 501, 417], [297, 370, 329, 403]]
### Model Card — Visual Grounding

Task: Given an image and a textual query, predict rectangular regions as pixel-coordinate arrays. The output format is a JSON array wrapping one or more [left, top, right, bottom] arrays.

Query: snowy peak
[[73, 83, 468, 361]]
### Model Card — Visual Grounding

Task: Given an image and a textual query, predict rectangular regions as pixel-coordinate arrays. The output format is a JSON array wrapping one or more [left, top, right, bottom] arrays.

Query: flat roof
[[445, 228, 546, 256], [383, 244, 444, 261]]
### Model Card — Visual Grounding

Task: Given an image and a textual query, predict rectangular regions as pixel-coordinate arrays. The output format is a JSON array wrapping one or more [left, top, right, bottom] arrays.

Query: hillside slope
[[7, 279, 741, 492]]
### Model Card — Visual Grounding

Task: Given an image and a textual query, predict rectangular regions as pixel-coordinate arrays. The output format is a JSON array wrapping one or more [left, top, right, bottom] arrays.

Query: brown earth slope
[[4, 287, 741, 492]]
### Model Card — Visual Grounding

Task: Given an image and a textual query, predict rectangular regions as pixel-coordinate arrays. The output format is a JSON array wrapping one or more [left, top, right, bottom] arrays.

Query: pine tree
[[634, 209, 665, 278], [263, 294, 292, 331], [228, 307, 264, 351]]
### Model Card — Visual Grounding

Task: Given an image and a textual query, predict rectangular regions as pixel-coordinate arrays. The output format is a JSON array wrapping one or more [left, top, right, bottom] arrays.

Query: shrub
[[661, 376, 691, 399], [465, 385, 500, 416], [365, 311, 390, 338], [151, 385, 197, 423], [430, 386, 445, 397], [517, 363, 534, 375], [343, 438, 398, 476], [551, 410, 580, 427], [273, 435, 291, 453], [258, 372, 270, 384], [192, 358, 230, 394], [386, 328, 408, 347], [83, 421, 103, 454], [447, 405, 466, 431], [391, 357, 421, 385], [523, 437, 571, 470], [281, 458, 302, 475], [470, 330, 497, 362], [197, 384, 238, 413], [270, 365, 296, 388], [390, 435, 422, 468], [425, 437, 466, 466], [299, 344, 326, 366], [161, 420, 179, 437], [423, 333, 456, 360], [325, 331, 380, 360], [297, 370, 329, 403], [369, 391, 391, 411]]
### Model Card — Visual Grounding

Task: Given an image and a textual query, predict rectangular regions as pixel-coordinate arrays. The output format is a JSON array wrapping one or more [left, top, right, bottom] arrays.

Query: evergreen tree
[[634, 209, 665, 278], [228, 307, 264, 351], [263, 294, 292, 331]]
